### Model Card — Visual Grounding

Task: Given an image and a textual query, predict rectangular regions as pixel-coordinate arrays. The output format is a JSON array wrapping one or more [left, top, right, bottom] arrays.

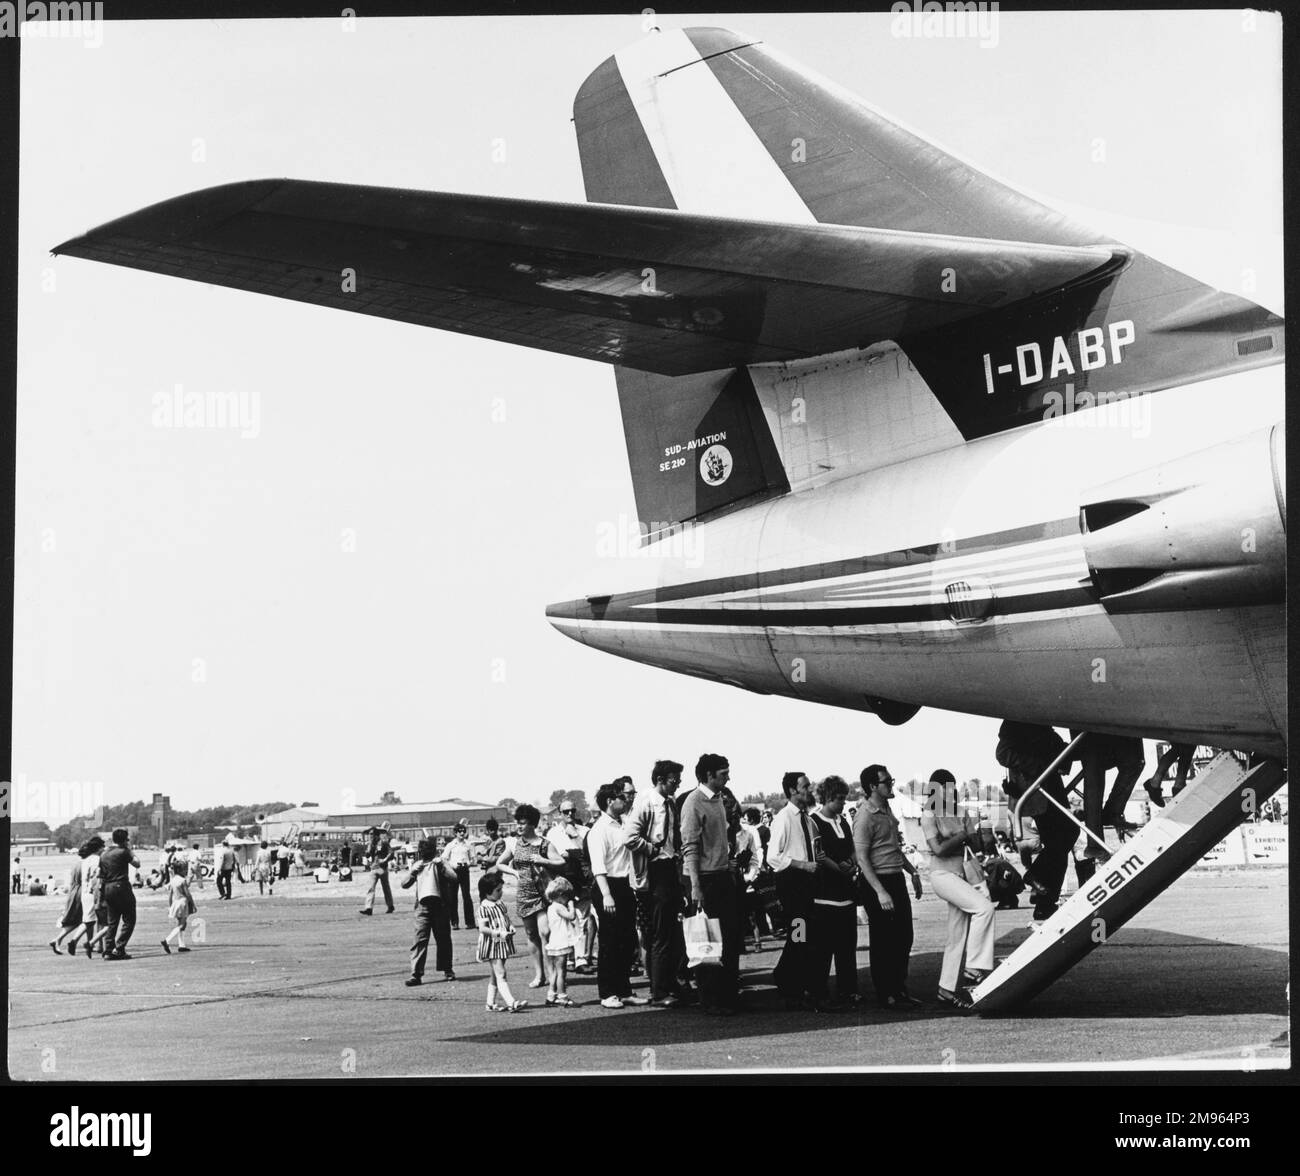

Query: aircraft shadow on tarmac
[[444, 930, 1287, 1048]]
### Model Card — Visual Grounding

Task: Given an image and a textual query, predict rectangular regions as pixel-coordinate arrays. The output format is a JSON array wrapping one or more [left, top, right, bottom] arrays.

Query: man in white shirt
[[439, 824, 477, 930], [186, 843, 205, 890], [768, 771, 824, 1009], [546, 801, 596, 971], [588, 782, 648, 1009], [625, 759, 686, 1007]]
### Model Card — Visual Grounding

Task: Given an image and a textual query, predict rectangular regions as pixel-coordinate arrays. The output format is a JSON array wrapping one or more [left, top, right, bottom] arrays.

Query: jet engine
[[1079, 422, 1285, 613]]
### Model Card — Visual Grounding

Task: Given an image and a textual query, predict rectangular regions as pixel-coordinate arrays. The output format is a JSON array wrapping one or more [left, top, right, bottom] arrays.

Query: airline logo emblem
[[700, 444, 733, 486], [982, 320, 1136, 395]]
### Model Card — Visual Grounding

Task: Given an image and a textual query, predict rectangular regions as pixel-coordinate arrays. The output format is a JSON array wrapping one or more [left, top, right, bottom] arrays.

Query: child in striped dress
[[477, 872, 525, 1012]]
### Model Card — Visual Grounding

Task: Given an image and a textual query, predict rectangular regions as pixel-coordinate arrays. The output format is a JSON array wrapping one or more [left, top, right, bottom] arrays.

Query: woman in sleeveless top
[[810, 776, 861, 1007], [920, 769, 996, 1011], [495, 803, 566, 990]]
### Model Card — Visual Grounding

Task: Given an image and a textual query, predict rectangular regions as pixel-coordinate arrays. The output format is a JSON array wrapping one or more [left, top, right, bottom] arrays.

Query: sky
[[13, 10, 1283, 824]]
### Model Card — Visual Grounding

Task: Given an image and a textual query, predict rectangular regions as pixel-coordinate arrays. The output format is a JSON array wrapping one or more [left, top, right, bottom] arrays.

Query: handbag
[[752, 870, 783, 921], [962, 846, 990, 896], [683, 911, 724, 968]]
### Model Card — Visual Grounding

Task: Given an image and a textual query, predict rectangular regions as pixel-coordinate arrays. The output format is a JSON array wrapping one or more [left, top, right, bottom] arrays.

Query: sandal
[[527, 977, 547, 989], [936, 987, 974, 1013], [486, 1004, 505, 1012], [507, 999, 528, 1012], [552, 994, 576, 1007], [961, 968, 990, 986]]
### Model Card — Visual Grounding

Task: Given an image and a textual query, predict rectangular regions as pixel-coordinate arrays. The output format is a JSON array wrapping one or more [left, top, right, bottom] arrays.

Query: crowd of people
[[379, 756, 1009, 1015], [378, 726, 1268, 1016], [30, 731, 1281, 1003]]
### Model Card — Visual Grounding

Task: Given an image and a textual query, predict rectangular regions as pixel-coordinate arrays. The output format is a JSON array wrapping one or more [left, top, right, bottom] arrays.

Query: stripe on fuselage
[[546, 517, 1092, 627]]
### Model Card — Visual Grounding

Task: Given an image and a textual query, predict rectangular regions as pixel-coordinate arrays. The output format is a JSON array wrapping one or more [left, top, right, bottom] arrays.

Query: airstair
[[971, 751, 1285, 1013]]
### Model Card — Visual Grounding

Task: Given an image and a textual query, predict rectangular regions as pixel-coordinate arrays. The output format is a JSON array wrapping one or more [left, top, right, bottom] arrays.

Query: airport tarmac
[[7, 868, 1288, 1079]]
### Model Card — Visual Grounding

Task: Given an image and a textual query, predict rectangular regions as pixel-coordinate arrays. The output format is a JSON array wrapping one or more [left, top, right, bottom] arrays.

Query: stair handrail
[[1010, 732, 1110, 855]]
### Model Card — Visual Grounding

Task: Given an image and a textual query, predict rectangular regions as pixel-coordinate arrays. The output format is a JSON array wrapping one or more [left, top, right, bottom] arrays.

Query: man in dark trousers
[[215, 837, 238, 899], [625, 758, 686, 1007], [589, 781, 646, 1008], [440, 823, 477, 930], [767, 770, 823, 1010], [1072, 730, 1146, 848], [682, 753, 744, 1016], [996, 721, 1079, 918], [359, 822, 395, 915], [100, 828, 141, 960], [854, 765, 924, 1009]]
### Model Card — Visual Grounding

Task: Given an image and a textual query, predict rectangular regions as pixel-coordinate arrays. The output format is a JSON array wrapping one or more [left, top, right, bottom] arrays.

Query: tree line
[[48, 800, 303, 850]]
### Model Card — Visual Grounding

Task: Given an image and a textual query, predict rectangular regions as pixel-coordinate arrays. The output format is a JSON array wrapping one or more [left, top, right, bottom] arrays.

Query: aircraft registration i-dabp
[[55, 27, 1285, 1012]]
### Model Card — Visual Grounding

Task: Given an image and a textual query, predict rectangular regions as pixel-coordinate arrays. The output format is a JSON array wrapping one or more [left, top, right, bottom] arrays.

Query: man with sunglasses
[[616, 776, 650, 976], [854, 765, 924, 1010]]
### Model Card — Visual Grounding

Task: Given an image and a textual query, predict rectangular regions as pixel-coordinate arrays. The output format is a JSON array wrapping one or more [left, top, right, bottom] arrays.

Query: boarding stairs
[[970, 749, 1285, 1013]]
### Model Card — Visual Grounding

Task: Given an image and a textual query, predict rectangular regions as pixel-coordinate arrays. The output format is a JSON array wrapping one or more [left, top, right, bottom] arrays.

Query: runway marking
[[7, 966, 425, 1028]]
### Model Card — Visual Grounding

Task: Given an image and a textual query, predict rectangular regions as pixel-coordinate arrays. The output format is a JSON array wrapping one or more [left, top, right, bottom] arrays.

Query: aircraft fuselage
[[548, 362, 1286, 756]]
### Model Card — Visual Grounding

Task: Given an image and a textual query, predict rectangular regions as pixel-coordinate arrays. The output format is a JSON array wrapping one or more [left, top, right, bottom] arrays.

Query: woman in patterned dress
[[48, 839, 95, 955], [494, 803, 566, 990]]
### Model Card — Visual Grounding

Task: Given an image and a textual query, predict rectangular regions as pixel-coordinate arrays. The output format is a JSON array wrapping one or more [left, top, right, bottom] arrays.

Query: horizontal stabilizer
[[53, 179, 1116, 377]]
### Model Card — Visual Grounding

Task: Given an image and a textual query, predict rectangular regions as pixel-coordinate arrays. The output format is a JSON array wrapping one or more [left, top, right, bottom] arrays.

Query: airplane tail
[[574, 28, 1281, 540], [574, 27, 1096, 241]]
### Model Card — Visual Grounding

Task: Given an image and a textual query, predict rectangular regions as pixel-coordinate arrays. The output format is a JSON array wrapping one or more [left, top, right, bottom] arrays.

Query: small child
[[160, 859, 195, 954], [477, 871, 525, 1012], [543, 876, 580, 1007]]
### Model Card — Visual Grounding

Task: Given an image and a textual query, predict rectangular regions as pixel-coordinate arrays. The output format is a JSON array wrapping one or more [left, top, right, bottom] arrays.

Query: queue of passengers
[[394, 756, 1017, 1015]]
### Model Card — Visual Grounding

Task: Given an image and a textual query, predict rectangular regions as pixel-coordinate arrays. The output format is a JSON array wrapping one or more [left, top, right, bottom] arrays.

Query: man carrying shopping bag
[[681, 753, 743, 1016]]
